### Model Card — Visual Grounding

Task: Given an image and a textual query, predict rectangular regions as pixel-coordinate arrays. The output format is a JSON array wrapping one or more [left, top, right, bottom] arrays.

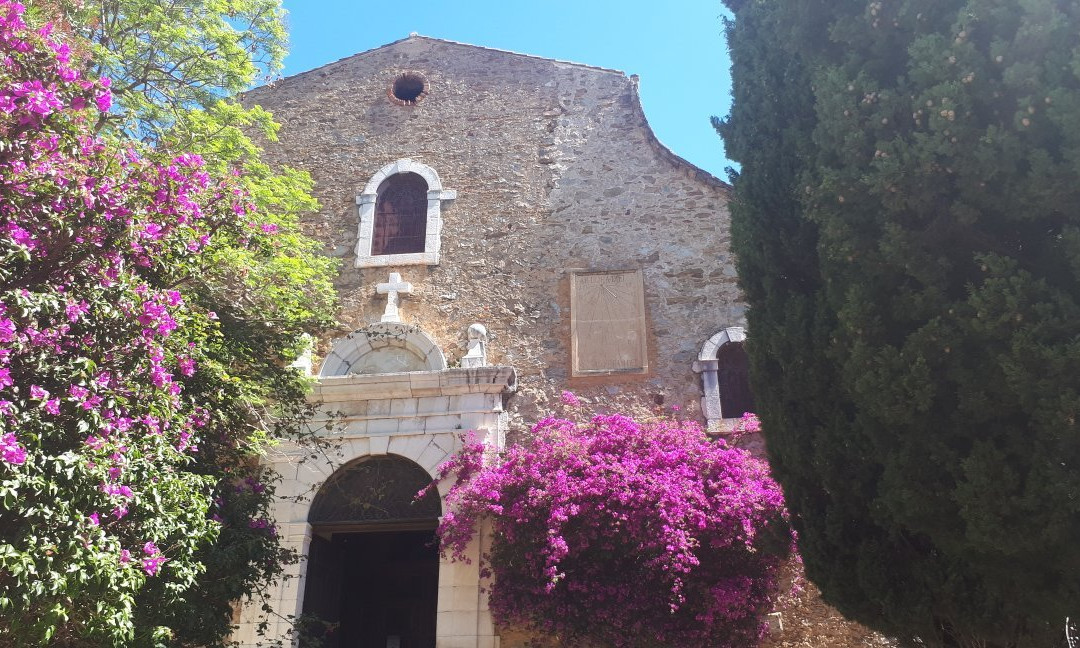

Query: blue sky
[[278, 1, 735, 180]]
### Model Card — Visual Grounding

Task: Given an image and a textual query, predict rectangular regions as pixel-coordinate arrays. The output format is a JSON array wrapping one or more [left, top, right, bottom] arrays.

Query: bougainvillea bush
[[436, 412, 793, 647], [0, 3, 335, 644]]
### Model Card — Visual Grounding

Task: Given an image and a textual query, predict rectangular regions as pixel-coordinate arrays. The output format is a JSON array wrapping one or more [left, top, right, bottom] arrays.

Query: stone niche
[[319, 322, 447, 377]]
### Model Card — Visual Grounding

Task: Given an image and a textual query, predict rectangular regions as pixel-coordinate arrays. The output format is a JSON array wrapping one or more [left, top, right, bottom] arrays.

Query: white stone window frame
[[693, 326, 747, 433], [354, 159, 457, 268]]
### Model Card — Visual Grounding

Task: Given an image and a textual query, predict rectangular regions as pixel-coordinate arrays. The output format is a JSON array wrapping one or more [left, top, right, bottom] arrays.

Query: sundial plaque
[[570, 270, 648, 376]]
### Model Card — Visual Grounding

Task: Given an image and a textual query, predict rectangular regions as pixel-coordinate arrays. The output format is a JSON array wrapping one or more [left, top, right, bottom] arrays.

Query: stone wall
[[244, 35, 740, 436]]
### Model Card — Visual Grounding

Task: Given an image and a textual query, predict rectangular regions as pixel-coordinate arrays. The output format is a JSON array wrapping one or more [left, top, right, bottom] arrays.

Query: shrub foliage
[[436, 413, 792, 647]]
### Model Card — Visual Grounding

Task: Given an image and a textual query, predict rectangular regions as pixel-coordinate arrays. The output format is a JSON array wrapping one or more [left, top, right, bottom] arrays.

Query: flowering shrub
[[436, 413, 794, 647], [0, 4, 334, 644]]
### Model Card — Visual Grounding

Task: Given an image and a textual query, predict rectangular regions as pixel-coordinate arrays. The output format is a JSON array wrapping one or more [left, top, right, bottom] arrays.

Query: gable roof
[[259, 34, 731, 192], [279, 33, 629, 83]]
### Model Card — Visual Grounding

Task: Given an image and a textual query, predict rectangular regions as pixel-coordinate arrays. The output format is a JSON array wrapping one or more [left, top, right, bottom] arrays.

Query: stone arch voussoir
[[361, 158, 443, 196], [699, 325, 747, 361]]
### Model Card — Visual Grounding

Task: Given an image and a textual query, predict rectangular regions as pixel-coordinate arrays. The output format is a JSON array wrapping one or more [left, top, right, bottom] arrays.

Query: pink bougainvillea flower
[[141, 541, 167, 576], [433, 414, 793, 647], [6, 224, 36, 250], [734, 411, 762, 436], [94, 88, 111, 112], [177, 356, 196, 377], [0, 316, 15, 342], [1, 432, 27, 465], [65, 300, 88, 322]]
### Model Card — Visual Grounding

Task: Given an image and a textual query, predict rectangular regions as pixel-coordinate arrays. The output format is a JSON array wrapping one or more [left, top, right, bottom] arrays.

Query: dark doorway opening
[[301, 528, 439, 648], [301, 456, 443, 648], [717, 341, 755, 418]]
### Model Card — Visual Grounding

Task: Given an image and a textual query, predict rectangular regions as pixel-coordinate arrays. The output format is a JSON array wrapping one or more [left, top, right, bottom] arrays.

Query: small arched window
[[716, 341, 754, 418], [354, 159, 456, 268], [372, 172, 428, 255]]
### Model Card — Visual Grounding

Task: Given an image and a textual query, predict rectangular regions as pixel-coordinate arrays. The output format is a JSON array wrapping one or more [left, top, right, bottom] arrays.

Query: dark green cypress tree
[[718, 1, 1080, 645]]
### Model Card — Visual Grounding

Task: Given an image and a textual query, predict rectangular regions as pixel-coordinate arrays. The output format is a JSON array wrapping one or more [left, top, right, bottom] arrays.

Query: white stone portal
[[235, 311, 513, 648], [232, 366, 515, 648]]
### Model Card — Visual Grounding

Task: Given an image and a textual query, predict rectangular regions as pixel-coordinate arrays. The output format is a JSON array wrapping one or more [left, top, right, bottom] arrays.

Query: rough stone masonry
[[244, 33, 740, 438]]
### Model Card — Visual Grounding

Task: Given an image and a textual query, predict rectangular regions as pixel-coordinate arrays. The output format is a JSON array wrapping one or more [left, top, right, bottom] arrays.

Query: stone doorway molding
[[355, 158, 457, 267], [693, 326, 747, 434]]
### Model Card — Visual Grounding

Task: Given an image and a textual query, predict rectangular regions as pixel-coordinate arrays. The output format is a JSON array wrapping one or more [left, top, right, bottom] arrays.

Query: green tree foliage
[[36, 0, 287, 142], [27, 0, 332, 302], [718, 1, 1080, 645]]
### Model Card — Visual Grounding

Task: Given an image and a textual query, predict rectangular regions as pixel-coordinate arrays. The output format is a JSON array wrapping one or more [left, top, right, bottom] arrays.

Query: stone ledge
[[312, 366, 517, 402], [354, 250, 439, 267]]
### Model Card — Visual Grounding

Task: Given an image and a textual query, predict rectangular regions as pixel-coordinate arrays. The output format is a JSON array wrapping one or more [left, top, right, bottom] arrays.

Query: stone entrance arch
[[308, 455, 442, 528], [232, 364, 515, 648], [301, 456, 442, 648]]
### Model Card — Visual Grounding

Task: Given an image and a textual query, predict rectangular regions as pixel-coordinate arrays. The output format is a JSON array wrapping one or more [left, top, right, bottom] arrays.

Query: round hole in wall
[[390, 73, 427, 105]]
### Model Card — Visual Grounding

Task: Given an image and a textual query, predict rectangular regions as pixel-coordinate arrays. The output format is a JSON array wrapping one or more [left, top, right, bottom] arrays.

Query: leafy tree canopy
[[719, 1, 1080, 646], [26, 1, 331, 296], [33, 0, 286, 143]]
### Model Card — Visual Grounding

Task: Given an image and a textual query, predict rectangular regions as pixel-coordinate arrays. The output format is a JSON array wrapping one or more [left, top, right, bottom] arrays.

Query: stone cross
[[376, 272, 413, 323]]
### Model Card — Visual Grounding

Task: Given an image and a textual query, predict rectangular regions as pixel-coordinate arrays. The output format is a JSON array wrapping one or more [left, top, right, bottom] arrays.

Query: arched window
[[716, 341, 754, 418], [355, 159, 457, 267], [372, 172, 428, 255]]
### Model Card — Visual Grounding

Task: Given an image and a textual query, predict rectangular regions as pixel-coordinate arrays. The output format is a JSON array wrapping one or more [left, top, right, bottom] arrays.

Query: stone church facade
[[232, 35, 752, 648]]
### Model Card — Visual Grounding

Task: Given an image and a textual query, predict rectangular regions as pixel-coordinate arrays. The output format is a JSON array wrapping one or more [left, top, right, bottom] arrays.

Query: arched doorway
[[301, 455, 442, 648], [696, 326, 756, 432]]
